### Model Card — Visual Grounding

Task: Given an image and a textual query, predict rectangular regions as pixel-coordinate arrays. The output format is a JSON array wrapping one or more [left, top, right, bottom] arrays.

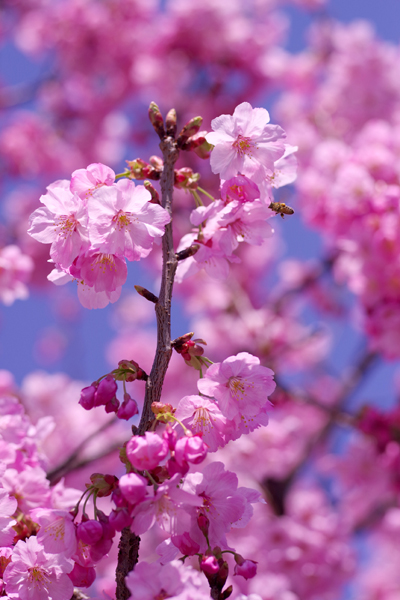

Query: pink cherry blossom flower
[[68, 562, 96, 588], [174, 395, 227, 452], [35, 509, 77, 557], [182, 462, 253, 551], [197, 352, 276, 420], [70, 162, 115, 200], [220, 175, 260, 204], [126, 431, 169, 471], [175, 233, 239, 283], [3, 535, 74, 600], [206, 102, 286, 184], [87, 179, 170, 261], [125, 560, 210, 600], [131, 475, 202, 536], [28, 181, 89, 269]]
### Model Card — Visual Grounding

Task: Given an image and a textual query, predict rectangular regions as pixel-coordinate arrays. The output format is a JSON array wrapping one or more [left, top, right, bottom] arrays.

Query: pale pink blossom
[[87, 179, 170, 261], [206, 102, 286, 183], [35, 509, 77, 557], [3, 535, 74, 600], [70, 162, 115, 200], [125, 560, 210, 600], [197, 352, 275, 420], [28, 181, 89, 269], [0, 489, 17, 547]]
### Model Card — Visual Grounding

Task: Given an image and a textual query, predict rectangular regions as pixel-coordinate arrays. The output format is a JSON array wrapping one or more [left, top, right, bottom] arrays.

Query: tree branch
[[115, 135, 179, 600]]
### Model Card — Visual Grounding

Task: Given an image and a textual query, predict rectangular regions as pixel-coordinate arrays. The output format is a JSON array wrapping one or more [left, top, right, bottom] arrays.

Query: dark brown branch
[[115, 135, 179, 600]]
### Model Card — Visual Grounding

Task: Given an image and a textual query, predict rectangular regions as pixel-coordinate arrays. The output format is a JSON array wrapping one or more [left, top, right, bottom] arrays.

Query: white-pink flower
[[0, 245, 33, 306], [3, 535, 74, 600], [70, 162, 115, 200], [35, 509, 77, 557], [87, 179, 170, 261], [206, 102, 286, 184], [28, 181, 89, 269], [125, 560, 210, 600], [197, 352, 276, 420]]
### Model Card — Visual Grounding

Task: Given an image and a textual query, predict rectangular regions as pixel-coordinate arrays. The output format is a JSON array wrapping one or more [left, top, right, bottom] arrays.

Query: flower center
[[54, 214, 77, 239], [228, 376, 247, 401], [194, 407, 212, 432], [28, 566, 50, 588], [232, 135, 256, 158], [112, 210, 133, 231]]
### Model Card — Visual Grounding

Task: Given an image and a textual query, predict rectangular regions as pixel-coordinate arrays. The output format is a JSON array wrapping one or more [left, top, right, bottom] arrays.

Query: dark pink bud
[[166, 456, 189, 477], [89, 537, 113, 563], [94, 375, 117, 407], [79, 385, 96, 410], [171, 532, 200, 556], [112, 487, 129, 508], [97, 510, 116, 540], [201, 555, 219, 575], [77, 520, 103, 545], [175, 434, 208, 466], [105, 396, 120, 414], [68, 562, 96, 588], [109, 508, 133, 532], [117, 394, 139, 420], [119, 472, 148, 505], [198, 513, 209, 537], [234, 556, 257, 580], [126, 431, 168, 471]]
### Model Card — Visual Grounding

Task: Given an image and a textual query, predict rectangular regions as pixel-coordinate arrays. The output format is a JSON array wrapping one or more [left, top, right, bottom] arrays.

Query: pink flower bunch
[[174, 352, 276, 451], [28, 163, 170, 308], [176, 103, 297, 282], [0, 372, 116, 597]]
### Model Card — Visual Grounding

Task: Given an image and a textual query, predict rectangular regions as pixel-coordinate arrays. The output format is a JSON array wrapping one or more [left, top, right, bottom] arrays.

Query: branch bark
[[115, 136, 179, 600]]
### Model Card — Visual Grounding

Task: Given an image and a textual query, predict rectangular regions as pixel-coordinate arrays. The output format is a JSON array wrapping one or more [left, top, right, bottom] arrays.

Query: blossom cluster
[[175, 102, 297, 282], [28, 163, 170, 308]]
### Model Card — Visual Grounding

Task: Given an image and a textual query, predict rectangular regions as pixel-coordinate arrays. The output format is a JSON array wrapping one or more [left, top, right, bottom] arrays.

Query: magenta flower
[[3, 536, 74, 600], [197, 352, 276, 420], [119, 472, 148, 505], [87, 179, 170, 261], [206, 102, 286, 184]]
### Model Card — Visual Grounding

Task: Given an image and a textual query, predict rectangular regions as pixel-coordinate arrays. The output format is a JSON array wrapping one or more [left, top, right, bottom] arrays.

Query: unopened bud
[[177, 116, 203, 146], [134, 285, 158, 304], [165, 108, 177, 137], [198, 513, 210, 538], [221, 585, 233, 600], [176, 244, 199, 261], [192, 133, 213, 160], [89, 473, 119, 497], [143, 181, 160, 205], [149, 155, 164, 170], [174, 167, 200, 190], [126, 159, 161, 181], [148, 102, 165, 140]]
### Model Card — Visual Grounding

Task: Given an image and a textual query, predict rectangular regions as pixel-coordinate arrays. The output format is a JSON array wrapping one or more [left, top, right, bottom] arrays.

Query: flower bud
[[126, 431, 168, 471], [77, 519, 103, 545], [119, 472, 148, 505], [165, 108, 177, 137], [143, 180, 161, 205], [233, 555, 257, 580], [148, 102, 165, 139], [177, 116, 203, 146], [79, 385, 96, 410], [69, 562, 96, 588], [94, 375, 117, 407], [201, 555, 219, 575], [117, 394, 139, 420]]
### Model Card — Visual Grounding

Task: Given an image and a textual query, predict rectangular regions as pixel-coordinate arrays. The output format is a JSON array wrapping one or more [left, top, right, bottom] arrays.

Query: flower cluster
[[28, 163, 170, 308], [175, 102, 297, 282]]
